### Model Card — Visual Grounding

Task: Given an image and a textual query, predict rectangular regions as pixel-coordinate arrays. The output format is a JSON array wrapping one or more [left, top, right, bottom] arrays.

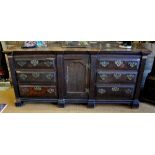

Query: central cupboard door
[[63, 55, 89, 99]]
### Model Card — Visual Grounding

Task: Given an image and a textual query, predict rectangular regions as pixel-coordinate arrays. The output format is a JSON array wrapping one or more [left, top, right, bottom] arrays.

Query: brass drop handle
[[114, 73, 122, 79], [98, 71, 107, 80], [19, 74, 28, 80], [98, 88, 106, 94], [112, 87, 119, 92], [47, 88, 55, 94], [17, 61, 27, 67], [128, 62, 137, 68], [127, 74, 135, 80], [115, 60, 123, 67], [21, 87, 29, 93], [46, 73, 54, 80], [32, 72, 40, 78], [34, 86, 42, 91], [125, 88, 132, 94], [100, 61, 109, 67], [44, 60, 54, 67], [30, 59, 39, 66]]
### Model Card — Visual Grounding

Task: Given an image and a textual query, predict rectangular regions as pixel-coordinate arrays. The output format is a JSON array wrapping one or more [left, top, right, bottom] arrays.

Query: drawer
[[96, 85, 135, 100], [16, 70, 56, 84], [97, 70, 138, 84], [14, 55, 56, 69], [97, 55, 140, 70], [19, 85, 57, 98]]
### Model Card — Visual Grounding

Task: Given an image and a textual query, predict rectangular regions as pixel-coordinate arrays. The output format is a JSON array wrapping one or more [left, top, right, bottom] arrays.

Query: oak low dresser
[[3, 42, 151, 108]]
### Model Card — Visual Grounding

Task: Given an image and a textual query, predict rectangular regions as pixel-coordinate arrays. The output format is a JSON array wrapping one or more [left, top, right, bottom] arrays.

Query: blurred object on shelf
[[36, 41, 48, 47], [119, 41, 132, 49], [100, 41, 118, 49], [63, 41, 90, 48], [22, 41, 37, 48], [132, 41, 144, 49], [79, 41, 89, 46]]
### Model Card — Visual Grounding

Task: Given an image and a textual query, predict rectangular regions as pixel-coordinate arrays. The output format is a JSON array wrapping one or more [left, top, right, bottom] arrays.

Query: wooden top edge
[[2, 45, 151, 55]]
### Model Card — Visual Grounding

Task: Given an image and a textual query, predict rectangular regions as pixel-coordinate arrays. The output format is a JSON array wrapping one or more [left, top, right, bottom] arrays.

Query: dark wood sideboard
[[3, 44, 151, 108]]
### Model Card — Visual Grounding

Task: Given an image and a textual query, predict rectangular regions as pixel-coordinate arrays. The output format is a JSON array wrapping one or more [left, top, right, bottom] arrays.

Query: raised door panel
[[64, 55, 89, 99]]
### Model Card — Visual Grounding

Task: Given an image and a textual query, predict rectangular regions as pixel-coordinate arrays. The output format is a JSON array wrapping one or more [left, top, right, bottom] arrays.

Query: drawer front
[[19, 85, 57, 98], [96, 85, 135, 100], [14, 55, 56, 69], [97, 55, 140, 70], [97, 71, 138, 84], [16, 71, 56, 84]]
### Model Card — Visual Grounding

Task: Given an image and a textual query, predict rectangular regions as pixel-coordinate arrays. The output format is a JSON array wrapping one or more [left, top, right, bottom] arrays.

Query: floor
[[0, 87, 155, 113]]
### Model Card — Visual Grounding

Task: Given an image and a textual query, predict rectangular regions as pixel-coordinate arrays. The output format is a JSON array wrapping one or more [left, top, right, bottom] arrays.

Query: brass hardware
[[128, 61, 137, 68], [125, 88, 132, 94], [85, 88, 89, 93], [112, 87, 119, 92], [113, 73, 122, 79], [44, 60, 54, 67], [127, 74, 135, 81], [115, 60, 123, 67], [98, 71, 107, 80], [47, 88, 55, 94], [98, 88, 106, 94], [21, 87, 29, 93], [19, 74, 27, 80], [17, 61, 26, 67], [30, 59, 39, 66], [86, 64, 90, 69], [32, 72, 40, 78], [46, 73, 54, 80], [34, 86, 42, 91], [100, 61, 109, 67]]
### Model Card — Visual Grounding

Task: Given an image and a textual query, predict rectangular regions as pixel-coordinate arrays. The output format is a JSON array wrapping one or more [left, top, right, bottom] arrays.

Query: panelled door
[[63, 54, 89, 99]]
